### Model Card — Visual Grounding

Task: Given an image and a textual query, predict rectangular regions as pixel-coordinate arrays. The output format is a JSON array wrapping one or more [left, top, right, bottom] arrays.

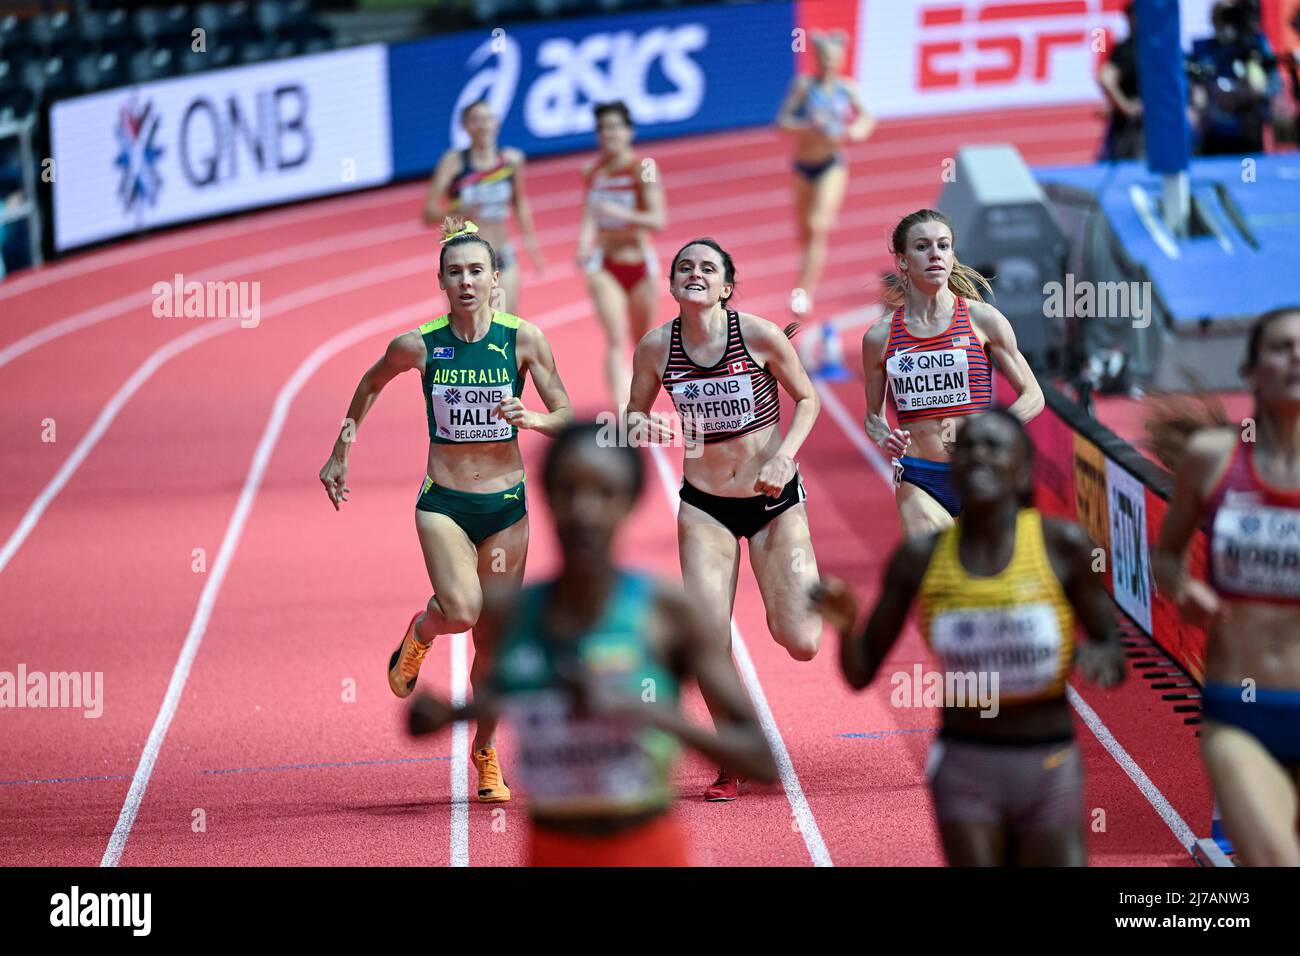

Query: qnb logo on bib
[[1214, 504, 1300, 597], [431, 383, 511, 441], [524, 25, 708, 138], [931, 603, 1061, 697], [888, 348, 969, 411], [671, 374, 755, 437]]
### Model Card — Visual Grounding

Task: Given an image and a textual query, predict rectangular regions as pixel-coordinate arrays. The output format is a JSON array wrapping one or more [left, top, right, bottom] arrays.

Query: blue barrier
[[387, 3, 797, 179], [1035, 154, 1300, 324]]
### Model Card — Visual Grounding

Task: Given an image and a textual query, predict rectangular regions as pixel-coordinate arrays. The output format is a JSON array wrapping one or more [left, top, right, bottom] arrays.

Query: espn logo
[[917, 0, 1126, 91]]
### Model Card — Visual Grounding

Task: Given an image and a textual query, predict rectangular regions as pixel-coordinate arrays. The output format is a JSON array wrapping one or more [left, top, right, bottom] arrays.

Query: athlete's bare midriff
[[596, 228, 651, 265], [895, 415, 965, 462], [941, 694, 1075, 742], [792, 126, 840, 165], [426, 439, 525, 494], [681, 423, 785, 497], [1206, 601, 1300, 690]]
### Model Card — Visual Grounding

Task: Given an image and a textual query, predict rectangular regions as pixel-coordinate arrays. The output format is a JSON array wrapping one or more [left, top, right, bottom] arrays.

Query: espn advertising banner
[[854, 0, 1219, 120], [50, 45, 392, 252], [387, 2, 796, 178]]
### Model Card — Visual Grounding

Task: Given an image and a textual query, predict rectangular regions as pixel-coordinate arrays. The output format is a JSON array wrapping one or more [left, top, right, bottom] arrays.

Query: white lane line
[[814, 379, 894, 486], [0, 320, 229, 574], [2, 111, 1076, 304], [0, 219, 418, 370], [1066, 686, 1197, 850], [2, 117, 1084, 361], [450, 631, 470, 868], [816, 308, 1199, 855], [100, 302, 431, 866], [96, 288, 592, 866], [645, 443, 833, 867], [0, 255, 436, 576]]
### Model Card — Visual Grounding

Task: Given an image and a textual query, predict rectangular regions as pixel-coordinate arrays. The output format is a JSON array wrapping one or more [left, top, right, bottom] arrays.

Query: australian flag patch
[[431, 346, 455, 359]]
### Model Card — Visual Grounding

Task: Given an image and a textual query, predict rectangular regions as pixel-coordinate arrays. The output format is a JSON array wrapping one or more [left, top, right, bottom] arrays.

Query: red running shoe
[[704, 771, 743, 802]]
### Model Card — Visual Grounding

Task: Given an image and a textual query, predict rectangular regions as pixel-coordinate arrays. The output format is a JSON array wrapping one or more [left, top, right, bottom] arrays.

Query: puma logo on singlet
[[487, 343, 509, 360], [503, 490, 521, 501]]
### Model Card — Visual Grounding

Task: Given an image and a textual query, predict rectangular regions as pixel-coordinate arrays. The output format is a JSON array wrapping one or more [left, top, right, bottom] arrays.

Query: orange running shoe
[[387, 611, 433, 699], [704, 771, 743, 802], [472, 747, 511, 803]]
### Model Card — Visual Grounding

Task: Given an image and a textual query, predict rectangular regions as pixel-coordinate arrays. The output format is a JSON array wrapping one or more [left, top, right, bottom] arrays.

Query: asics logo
[[487, 342, 509, 359]]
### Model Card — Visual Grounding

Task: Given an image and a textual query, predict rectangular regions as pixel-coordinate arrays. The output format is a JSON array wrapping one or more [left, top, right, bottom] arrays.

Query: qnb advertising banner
[[855, 0, 1219, 119], [50, 45, 392, 251], [388, 3, 795, 177]]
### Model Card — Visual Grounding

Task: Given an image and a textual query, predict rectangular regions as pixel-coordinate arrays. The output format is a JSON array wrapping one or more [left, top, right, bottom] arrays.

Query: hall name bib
[[887, 348, 969, 412], [930, 602, 1062, 697], [429, 383, 511, 442], [1212, 502, 1300, 598], [506, 690, 656, 807], [668, 375, 757, 438]]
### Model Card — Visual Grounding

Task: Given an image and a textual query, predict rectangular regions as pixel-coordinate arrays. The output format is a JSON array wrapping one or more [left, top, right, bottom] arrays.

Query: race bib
[[930, 602, 1063, 698], [1212, 502, 1300, 598], [459, 177, 512, 221], [668, 374, 757, 439], [506, 690, 657, 807], [589, 183, 637, 230], [887, 348, 970, 413], [430, 382, 511, 442]]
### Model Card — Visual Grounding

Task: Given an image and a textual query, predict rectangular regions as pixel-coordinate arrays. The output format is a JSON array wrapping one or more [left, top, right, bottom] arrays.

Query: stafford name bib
[[1212, 501, 1300, 599], [929, 602, 1063, 698], [886, 348, 970, 413], [667, 374, 757, 439]]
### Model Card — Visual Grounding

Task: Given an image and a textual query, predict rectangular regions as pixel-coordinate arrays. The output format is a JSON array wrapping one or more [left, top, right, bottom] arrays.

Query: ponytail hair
[[1144, 307, 1300, 471], [1143, 388, 1230, 472], [438, 214, 497, 273], [883, 208, 993, 311]]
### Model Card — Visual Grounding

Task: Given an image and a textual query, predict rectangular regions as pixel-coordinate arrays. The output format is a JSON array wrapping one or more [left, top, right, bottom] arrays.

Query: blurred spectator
[[0, 146, 31, 278], [1098, 2, 1144, 161], [1285, 6, 1300, 105], [1188, 0, 1280, 154]]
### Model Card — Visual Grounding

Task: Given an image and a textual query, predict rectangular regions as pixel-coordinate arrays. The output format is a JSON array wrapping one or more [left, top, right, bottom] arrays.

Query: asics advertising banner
[[387, 3, 797, 177], [49, 45, 392, 252]]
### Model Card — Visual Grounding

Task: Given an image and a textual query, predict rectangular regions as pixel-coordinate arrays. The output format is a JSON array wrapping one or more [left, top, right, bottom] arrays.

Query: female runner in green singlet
[[319, 215, 574, 803]]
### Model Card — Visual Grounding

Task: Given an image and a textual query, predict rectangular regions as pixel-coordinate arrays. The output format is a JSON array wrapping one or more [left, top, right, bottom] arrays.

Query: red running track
[[0, 105, 1211, 866]]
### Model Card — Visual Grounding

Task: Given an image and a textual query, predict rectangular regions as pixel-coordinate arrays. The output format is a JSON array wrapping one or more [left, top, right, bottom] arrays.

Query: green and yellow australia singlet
[[421, 311, 526, 444], [489, 572, 679, 819], [918, 509, 1077, 704]]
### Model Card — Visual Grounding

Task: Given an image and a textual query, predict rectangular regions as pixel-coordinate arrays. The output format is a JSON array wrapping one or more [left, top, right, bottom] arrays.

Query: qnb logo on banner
[[115, 98, 164, 213], [178, 84, 312, 189], [51, 45, 392, 252], [453, 23, 708, 144]]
